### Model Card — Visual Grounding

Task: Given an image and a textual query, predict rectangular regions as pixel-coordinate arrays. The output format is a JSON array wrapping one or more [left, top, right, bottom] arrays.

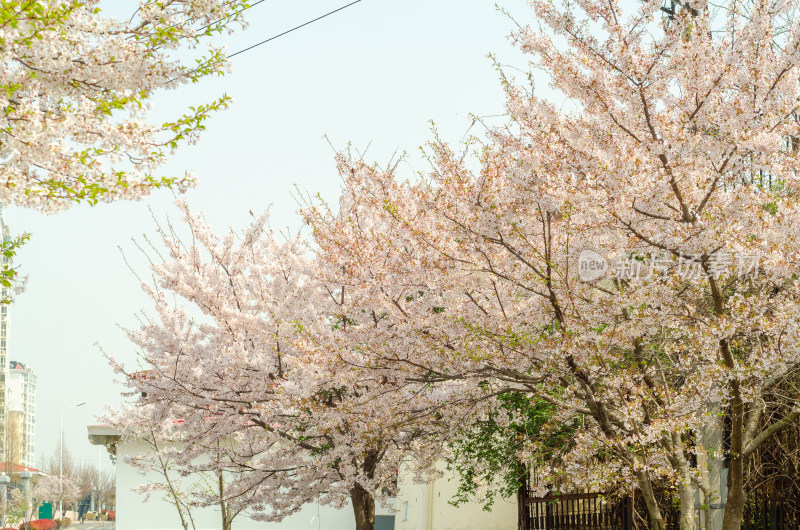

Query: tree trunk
[[219, 474, 231, 530], [636, 471, 667, 530], [721, 391, 745, 530], [722, 396, 744, 530], [697, 410, 726, 530], [350, 482, 376, 530], [676, 479, 697, 530]]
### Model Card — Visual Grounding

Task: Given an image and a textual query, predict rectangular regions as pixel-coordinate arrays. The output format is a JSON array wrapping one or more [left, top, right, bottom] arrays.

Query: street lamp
[[59, 402, 85, 518]]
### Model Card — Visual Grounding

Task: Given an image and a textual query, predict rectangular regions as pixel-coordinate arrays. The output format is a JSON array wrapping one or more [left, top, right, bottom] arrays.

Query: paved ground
[[72, 521, 115, 529]]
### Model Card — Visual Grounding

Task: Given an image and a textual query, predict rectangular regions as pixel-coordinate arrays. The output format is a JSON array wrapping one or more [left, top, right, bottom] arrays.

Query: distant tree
[[43, 446, 77, 485], [73, 460, 114, 510], [33, 475, 80, 514], [44, 445, 114, 507]]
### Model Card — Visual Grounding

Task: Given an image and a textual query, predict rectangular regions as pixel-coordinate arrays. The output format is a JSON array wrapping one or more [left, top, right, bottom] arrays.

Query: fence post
[[518, 465, 531, 530], [518, 484, 533, 530], [625, 496, 634, 530]]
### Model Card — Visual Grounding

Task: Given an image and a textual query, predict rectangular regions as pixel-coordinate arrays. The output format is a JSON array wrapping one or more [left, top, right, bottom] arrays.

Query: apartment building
[[7, 360, 37, 467], [0, 204, 11, 465]]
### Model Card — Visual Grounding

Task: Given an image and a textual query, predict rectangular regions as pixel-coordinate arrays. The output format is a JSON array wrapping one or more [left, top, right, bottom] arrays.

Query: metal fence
[[742, 485, 800, 530], [519, 486, 800, 530], [518, 491, 624, 530], [517, 490, 681, 530]]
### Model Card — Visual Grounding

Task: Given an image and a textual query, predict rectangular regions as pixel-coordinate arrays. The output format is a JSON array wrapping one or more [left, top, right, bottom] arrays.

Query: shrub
[[60, 518, 70, 528], [18, 520, 56, 530], [107, 511, 115, 521]]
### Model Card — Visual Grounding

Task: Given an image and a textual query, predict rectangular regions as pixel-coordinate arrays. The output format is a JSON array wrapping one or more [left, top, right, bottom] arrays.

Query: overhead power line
[[227, 0, 363, 59], [197, 0, 269, 34]]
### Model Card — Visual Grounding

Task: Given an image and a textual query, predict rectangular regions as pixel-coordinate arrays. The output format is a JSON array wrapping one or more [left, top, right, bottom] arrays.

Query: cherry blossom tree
[[300, 1, 800, 528], [1, 0, 252, 211], [502, 2, 800, 528], [109, 204, 451, 530], [105, 2, 800, 530], [33, 475, 80, 516]]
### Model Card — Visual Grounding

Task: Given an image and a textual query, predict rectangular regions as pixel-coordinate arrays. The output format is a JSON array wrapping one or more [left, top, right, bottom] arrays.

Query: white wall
[[393, 464, 516, 530], [116, 439, 364, 530], [116, 439, 511, 530]]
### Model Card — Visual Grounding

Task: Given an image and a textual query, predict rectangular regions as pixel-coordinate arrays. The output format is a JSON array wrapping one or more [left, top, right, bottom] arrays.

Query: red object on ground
[[107, 511, 115, 521], [18, 520, 56, 530]]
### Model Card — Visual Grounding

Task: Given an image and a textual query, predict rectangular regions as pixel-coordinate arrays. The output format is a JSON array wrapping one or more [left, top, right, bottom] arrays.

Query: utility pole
[[59, 402, 85, 518], [98, 446, 102, 512]]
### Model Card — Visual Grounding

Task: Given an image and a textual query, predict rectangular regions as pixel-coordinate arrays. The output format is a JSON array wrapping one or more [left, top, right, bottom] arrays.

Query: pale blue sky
[[7, 0, 542, 468]]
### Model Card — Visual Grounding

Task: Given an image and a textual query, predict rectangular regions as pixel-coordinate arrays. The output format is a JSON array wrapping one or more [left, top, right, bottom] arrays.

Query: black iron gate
[[518, 491, 624, 530], [519, 487, 800, 530], [518, 489, 679, 530]]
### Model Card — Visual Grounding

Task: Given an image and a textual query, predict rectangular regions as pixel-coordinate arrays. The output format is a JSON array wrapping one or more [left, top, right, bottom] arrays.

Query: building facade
[[393, 462, 516, 530], [0, 204, 11, 466], [7, 360, 37, 467], [87, 424, 516, 530]]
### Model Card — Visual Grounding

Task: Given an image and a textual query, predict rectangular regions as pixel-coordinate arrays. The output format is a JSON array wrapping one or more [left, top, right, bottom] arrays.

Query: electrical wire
[[197, 0, 269, 34], [227, 0, 363, 59]]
